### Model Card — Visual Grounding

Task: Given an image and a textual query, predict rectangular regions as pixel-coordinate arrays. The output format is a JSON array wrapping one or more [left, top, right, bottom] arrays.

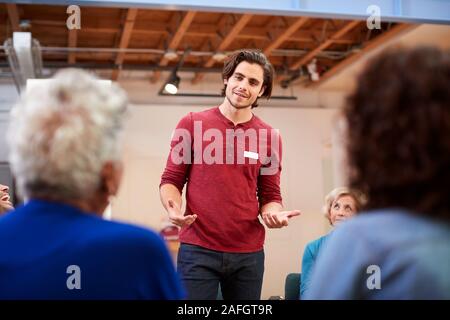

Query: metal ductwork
[[3, 32, 43, 93]]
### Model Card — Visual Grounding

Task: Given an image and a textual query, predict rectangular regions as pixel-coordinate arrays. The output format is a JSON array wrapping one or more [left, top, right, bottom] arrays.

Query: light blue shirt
[[304, 209, 450, 300], [300, 233, 330, 298]]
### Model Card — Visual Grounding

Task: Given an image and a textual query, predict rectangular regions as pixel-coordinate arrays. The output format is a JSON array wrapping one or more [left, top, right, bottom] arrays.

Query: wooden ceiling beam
[[152, 11, 196, 82], [111, 8, 138, 81], [6, 4, 20, 32], [22, 18, 361, 47], [214, 14, 253, 55], [70, 52, 157, 61], [67, 29, 77, 64], [289, 20, 360, 71], [168, 11, 196, 50], [309, 23, 417, 87], [192, 14, 253, 84], [263, 17, 309, 56]]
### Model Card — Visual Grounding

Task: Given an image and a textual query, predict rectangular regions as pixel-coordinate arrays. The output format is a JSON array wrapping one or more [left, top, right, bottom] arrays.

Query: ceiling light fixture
[[164, 72, 180, 94], [212, 51, 227, 62], [307, 58, 320, 82], [160, 48, 191, 96], [163, 49, 178, 61]]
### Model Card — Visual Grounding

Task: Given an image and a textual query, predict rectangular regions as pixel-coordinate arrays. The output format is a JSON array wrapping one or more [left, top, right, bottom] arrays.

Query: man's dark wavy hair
[[221, 49, 274, 109], [344, 46, 450, 221]]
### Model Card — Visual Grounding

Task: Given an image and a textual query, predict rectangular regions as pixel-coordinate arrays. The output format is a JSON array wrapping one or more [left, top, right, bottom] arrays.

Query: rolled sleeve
[[160, 113, 193, 193], [257, 132, 283, 206]]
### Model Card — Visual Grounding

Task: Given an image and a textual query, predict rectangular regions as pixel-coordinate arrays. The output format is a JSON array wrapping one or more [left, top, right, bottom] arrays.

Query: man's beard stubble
[[226, 94, 255, 110]]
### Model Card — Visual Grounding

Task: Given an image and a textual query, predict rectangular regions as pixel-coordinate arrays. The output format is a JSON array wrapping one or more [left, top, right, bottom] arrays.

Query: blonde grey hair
[[322, 187, 366, 224], [7, 69, 128, 201]]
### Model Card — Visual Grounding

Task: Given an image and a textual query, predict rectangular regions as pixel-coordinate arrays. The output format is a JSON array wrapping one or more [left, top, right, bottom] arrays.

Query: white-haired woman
[[299, 187, 365, 298], [0, 69, 184, 299]]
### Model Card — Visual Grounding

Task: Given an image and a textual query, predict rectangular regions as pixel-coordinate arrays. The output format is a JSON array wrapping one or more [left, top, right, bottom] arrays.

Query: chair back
[[285, 273, 301, 300]]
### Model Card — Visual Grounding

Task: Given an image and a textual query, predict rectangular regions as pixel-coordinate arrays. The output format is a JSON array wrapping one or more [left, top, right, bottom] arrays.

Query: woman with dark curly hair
[[305, 47, 450, 299]]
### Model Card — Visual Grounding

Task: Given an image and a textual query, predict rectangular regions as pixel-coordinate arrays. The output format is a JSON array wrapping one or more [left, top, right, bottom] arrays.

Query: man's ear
[[224, 78, 228, 85], [100, 162, 113, 195], [258, 86, 265, 97], [101, 161, 122, 196]]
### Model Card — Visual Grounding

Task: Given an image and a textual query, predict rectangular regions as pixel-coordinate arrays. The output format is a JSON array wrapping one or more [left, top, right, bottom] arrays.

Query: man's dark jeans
[[177, 243, 264, 300]]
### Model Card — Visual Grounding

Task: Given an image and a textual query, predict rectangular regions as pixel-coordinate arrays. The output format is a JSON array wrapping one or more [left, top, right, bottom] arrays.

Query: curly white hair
[[7, 69, 128, 200]]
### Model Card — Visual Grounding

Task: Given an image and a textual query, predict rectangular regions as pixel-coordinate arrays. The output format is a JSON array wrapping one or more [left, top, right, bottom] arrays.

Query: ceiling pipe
[[3, 33, 43, 93]]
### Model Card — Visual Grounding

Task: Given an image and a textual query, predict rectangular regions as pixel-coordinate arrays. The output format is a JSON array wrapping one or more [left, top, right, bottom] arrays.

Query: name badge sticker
[[244, 151, 259, 160]]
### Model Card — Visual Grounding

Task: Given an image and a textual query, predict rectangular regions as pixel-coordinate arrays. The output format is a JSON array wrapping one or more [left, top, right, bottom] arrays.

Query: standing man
[[160, 50, 300, 300]]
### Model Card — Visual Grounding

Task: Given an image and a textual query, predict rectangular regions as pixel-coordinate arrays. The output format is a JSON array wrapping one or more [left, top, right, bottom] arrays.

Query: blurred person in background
[[305, 47, 450, 300], [300, 187, 365, 298], [0, 69, 184, 299]]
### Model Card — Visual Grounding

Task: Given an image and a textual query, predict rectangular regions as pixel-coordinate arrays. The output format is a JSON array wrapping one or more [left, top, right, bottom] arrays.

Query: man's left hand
[[262, 210, 301, 228]]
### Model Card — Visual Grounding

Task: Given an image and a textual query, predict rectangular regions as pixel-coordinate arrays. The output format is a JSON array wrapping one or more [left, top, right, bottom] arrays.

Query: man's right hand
[[167, 199, 197, 227]]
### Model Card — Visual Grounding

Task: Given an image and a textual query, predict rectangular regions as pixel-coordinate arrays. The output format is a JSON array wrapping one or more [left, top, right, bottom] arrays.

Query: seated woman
[[0, 184, 14, 215], [304, 47, 450, 300], [0, 69, 184, 299], [300, 187, 365, 298]]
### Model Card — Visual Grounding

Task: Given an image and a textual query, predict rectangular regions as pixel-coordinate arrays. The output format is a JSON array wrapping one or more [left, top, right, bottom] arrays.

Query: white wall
[[0, 82, 19, 162], [111, 103, 340, 299]]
